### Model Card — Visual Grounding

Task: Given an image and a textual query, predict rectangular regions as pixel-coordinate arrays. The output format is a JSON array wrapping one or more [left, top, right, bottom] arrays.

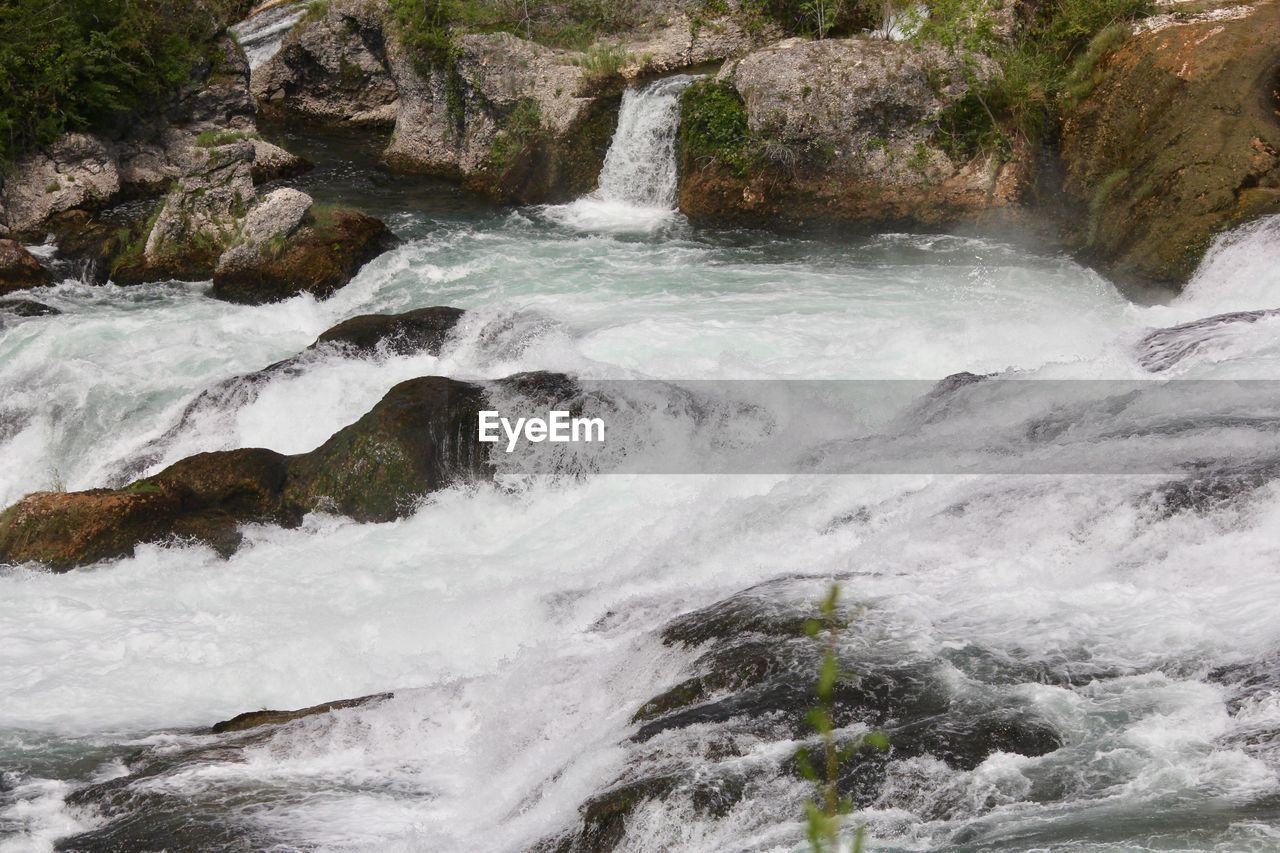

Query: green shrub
[[570, 43, 630, 82], [194, 129, 259, 147], [916, 0, 1153, 159], [0, 0, 226, 167], [487, 99, 544, 173], [679, 79, 758, 177]]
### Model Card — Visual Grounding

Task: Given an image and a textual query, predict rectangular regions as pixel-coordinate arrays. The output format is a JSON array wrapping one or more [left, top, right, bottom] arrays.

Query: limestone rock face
[[677, 37, 1028, 228], [115, 141, 258, 283], [252, 0, 400, 126], [0, 134, 121, 234], [211, 202, 397, 304], [1060, 0, 1280, 289], [0, 239, 49, 296], [621, 13, 779, 77]]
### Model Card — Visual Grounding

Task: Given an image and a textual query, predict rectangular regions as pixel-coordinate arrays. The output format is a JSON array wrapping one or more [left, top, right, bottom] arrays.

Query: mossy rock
[[1060, 3, 1280, 289], [282, 376, 492, 523], [210, 207, 398, 304]]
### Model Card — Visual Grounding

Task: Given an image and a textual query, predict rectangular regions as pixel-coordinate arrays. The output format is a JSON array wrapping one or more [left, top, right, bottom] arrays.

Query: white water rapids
[[4, 78, 1280, 852]]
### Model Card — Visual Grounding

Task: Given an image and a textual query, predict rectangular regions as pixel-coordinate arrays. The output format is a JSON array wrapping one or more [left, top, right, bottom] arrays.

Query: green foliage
[[0, 0, 224, 167], [916, 0, 1153, 159], [679, 79, 758, 178], [487, 99, 544, 173], [300, 0, 330, 24], [570, 43, 630, 82], [195, 129, 259, 148], [795, 584, 887, 853], [733, 0, 880, 38]]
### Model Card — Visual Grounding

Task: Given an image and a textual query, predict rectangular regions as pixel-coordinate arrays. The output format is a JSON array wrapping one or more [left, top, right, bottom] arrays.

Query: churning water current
[[4, 77, 1280, 852]]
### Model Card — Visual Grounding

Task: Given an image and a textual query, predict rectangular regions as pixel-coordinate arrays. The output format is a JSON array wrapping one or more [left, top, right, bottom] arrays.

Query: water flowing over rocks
[[677, 37, 1028, 228], [1060, 0, 1280, 289], [0, 363, 583, 569], [542, 577, 1065, 853], [0, 299, 59, 318]]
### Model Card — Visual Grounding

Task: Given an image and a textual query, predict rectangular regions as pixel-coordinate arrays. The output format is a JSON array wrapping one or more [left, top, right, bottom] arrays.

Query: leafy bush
[[0, 0, 227, 167], [679, 79, 758, 177], [917, 0, 1153, 159]]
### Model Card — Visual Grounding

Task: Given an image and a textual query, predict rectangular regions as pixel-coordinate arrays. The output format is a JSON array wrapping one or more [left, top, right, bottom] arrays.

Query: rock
[[0, 448, 291, 570], [282, 375, 492, 522], [1137, 309, 1280, 372], [677, 38, 1028, 228], [211, 692, 393, 733], [216, 186, 313, 274], [108, 307, 468, 484], [544, 577, 1066, 853], [315, 305, 466, 354], [0, 134, 121, 234], [0, 239, 49, 295], [249, 137, 312, 183], [620, 13, 779, 77], [211, 203, 397, 303], [44, 209, 127, 284], [0, 299, 60, 317], [252, 0, 401, 127], [112, 141, 258, 283], [1060, 1, 1280, 289]]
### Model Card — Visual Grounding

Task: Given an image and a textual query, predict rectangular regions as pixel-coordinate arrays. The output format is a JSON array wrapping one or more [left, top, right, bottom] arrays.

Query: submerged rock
[[545, 578, 1064, 852], [0, 239, 49, 295], [316, 305, 466, 354], [1060, 1, 1280, 289], [0, 299, 60, 317], [1137, 309, 1280, 372], [211, 692, 393, 733], [677, 38, 1027, 228]]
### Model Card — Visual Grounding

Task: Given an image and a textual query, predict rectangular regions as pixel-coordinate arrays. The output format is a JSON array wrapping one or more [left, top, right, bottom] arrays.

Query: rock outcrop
[[0, 239, 49, 295], [211, 194, 397, 303], [0, 34, 308, 268], [211, 692, 393, 733], [0, 370, 579, 569], [1060, 0, 1280, 289], [677, 37, 1028, 228], [252, 0, 401, 126]]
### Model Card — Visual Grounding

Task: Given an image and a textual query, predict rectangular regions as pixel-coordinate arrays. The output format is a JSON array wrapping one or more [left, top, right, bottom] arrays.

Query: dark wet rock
[[212, 692, 393, 733], [1060, 3, 1280, 290], [545, 578, 1065, 853], [109, 307, 468, 485], [1137, 309, 1280, 372], [0, 239, 49, 295], [0, 299, 59, 317], [282, 376, 492, 522], [1145, 457, 1280, 518], [315, 305, 465, 355], [210, 205, 398, 304], [44, 209, 127, 284], [0, 448, 291, 570]]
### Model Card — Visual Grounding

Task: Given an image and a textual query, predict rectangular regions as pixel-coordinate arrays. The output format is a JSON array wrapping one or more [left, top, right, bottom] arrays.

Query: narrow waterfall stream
[[4, 84, 1280, 853], [545, 75, 698, 232]]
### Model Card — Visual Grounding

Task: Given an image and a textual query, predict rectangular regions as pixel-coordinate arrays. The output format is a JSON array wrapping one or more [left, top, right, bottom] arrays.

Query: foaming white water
[[7, 205, 1280, 850], [544, 75, 697, 233], [1155, 214, 1280, 318]]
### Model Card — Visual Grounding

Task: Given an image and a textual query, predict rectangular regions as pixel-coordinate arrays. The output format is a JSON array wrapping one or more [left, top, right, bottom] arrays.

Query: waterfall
[[544, 75, 699, 232]]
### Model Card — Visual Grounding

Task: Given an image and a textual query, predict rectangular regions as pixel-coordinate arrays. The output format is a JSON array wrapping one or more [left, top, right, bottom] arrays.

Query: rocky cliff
[[1060, 0, 1280, 290]]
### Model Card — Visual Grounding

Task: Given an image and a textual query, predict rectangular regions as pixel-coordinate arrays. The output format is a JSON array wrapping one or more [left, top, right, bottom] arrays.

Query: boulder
[[0, 448, 291, 570], [211, 692, 392, 733], [112, 141, 258, 283], [210, 202, 398, 304], [44, 209, 126, 284], [1060, 0, 1280, 289], [315, 305, 466, 354], [543, 577, 1066, 853], [677, 38, 1028, 228], [252, 0, 401, 126], [0, 239, 49, 295], [282, 375, 492, 522], [0, 134, 120, 234], [0, 299, 60, 317]]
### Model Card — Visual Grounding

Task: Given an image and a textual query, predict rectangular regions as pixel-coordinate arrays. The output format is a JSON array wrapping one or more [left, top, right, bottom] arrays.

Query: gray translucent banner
[[479, 377, 1280, 476]]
